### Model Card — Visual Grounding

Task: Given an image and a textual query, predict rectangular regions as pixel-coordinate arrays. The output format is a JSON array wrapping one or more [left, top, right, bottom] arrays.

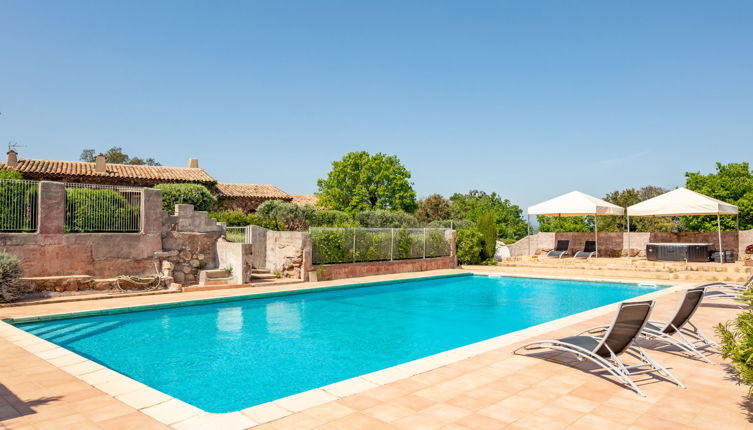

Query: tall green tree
[[415, 194, 451, 222], [599, 186, 678, 232], [537, 216, 592, 232], [449, 190, 527, 240], [316, 151, 417, 213], [80, 147, 161, 166], [477, 212, 497, 260], [684, 162, 753, 231]]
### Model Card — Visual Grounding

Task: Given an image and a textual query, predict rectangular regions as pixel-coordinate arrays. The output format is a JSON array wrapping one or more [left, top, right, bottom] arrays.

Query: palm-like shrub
[[716, 287, 753, 395]]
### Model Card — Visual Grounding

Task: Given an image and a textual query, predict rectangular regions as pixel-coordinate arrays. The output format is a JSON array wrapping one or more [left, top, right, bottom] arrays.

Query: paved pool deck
[[0, 269, 750, 429]]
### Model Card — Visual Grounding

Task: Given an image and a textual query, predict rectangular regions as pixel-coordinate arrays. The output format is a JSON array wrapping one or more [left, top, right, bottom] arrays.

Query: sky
[[1, 1, 752, 213]]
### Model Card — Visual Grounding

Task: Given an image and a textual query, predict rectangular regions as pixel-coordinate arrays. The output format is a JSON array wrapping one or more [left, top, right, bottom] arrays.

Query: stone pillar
[[38, 181, 65, 235], [302, 232, 313, 281], [445, 229, 458, 268], [142, 188, 163, 234]]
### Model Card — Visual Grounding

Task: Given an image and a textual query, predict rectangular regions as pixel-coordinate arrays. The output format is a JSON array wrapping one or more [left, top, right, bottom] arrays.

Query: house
[[0, 150, 216, 187], [214, 183, 293, 213], [290, 194, 321, 208]]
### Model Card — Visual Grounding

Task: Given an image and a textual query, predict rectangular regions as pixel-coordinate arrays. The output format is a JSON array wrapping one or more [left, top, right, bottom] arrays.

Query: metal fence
[[311, 227, 451, 265], [64, 183, 143, 233], [225, 226, 251, 243], [0, 179, 39, 232]]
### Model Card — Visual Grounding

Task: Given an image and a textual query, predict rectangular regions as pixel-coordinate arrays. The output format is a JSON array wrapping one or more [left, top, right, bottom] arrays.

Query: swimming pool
[[13, 274, 662, 413]]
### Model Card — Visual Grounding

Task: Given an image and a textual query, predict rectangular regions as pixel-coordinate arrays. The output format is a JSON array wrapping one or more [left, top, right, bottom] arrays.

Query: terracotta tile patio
[[1, 270, 751, 429]]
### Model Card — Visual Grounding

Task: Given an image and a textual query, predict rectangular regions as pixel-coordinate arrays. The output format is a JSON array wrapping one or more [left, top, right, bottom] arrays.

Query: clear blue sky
[[1, 1, 751, 212]]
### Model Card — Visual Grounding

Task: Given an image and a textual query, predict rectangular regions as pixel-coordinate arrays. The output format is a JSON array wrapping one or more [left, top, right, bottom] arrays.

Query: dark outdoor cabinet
[[646, 243, 711, 262]]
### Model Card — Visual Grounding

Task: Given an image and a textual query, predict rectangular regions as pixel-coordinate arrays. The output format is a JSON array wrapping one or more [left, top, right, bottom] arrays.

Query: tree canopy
[[600, 186, 678, 232], [415, 194, 451, 222], [684, 162, 753, 231], [449, 190, 528, 241], [80, 147, 161, 166], [316, 151, 417, 213], [537, 216, 592, 233]]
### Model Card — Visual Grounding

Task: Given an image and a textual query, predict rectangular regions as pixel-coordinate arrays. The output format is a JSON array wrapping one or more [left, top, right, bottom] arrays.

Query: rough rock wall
[[160, 204, 223, 285], [265, 230, 308, 279]]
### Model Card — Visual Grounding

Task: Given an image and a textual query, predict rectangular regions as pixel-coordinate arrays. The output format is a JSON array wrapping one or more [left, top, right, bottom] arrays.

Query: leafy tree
[[80, 147, 161, 166], [449, 190, 527, 240], [427, 219, 476, 230], [416, 194, 451, 222], [684, 162, 753, 231], [599, 186, 678, 232], [537, 216, 592, 232], [155, 183, 215, 212], [477, 212, 497, 260], [316, 151, 417, 213]]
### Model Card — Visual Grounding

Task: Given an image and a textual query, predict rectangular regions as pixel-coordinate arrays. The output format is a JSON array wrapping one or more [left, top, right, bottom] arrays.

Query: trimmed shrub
[[257, 200, 314, 231], [0, 252, 22, 303], [456, 227, 483, 265], [155, 183, 214, 213], [355, 210, 419, 228], [0, 170, 23, 179], [65, 188, 140, 232], [309, 209, 352, 227], [208, 210, 283, 231]]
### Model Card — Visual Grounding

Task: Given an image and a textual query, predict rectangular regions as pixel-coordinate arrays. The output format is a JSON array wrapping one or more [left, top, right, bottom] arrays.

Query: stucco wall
[[215, 239, 253, 284], [265, 230, 309, 279]]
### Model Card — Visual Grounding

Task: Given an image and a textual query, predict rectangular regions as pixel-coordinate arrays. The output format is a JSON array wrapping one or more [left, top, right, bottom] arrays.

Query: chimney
[[95, 154, 106, 173], [6, 150, 18, 168], [188, 158, 199, 168]]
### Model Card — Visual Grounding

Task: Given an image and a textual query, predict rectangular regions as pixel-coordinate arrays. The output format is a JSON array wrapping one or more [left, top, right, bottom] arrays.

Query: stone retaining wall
[[314, 256, 457, 281], [508, 229, 752, 259]]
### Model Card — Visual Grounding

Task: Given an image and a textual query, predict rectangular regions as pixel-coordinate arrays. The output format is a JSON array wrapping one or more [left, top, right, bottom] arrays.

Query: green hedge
[[208, 210, 283, 231], [311, 228, 451, 264], [355, 210, 419, 228], [155, 183, 214, 213], [65, 188, 140, 232], [0, 179, 38, 232]]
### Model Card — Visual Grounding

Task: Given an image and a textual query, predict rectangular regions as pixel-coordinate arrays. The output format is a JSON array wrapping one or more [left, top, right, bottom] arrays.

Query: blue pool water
[[15, 274, 661, 412]]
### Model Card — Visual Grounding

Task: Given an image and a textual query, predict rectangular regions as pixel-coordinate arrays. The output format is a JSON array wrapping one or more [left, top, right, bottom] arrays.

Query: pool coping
[[0, 272, 695, 429]]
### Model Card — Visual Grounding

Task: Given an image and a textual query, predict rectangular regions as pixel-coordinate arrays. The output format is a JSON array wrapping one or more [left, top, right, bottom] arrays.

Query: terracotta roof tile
[[0, 158, 216, 183], [215, 183, 291, 200], [290, 194, 320, 207]]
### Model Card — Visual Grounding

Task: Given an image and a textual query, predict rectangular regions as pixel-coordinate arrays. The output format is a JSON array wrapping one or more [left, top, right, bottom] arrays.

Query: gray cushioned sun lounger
[[514, 300, 684, 396], [587, 286, 718, 363], [547, 240, 570, 258], [574, 241, 596, 259]]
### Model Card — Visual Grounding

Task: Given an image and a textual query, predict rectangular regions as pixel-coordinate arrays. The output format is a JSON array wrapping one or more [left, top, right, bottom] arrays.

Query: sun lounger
[[547, 240, 570, 258], [514, 300, 684, 396], [574, 241, 596, 259]]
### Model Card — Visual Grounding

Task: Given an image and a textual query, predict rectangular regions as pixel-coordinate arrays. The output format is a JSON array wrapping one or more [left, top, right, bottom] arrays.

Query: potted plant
[[744, 244, 753, 266]]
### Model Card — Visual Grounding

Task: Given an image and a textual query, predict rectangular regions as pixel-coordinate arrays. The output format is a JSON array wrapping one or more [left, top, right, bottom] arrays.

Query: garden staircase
[[470, 257, 752, 283]]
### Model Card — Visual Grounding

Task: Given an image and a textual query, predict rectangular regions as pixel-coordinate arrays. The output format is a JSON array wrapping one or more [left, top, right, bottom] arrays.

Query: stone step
[[204, 278, 235, 286], [203, 269, 233, 279]]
